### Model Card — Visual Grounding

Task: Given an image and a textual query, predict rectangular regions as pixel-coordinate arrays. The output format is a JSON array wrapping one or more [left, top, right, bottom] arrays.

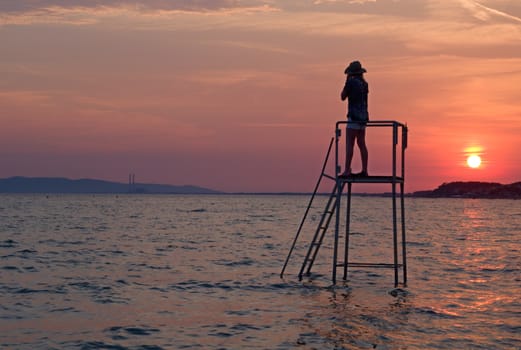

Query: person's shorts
[[347, 120, 367, 130]]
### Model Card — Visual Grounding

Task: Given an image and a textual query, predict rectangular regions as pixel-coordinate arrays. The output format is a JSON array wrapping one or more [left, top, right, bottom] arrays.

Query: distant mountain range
[[2, 177, 520, 198], [412, 181, 521, 199], [0, 177, 221, 194]]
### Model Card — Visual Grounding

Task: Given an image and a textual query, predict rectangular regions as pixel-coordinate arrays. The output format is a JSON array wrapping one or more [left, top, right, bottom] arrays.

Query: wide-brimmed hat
[[344, 60, 367, 75]]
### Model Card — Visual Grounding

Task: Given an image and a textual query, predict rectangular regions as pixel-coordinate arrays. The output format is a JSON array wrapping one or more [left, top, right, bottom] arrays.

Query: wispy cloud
[[2, 1, 518, 60], [312, 0, 376, 4], [0, 1, 253, 13], [0, 1, 279, 26], [0, 90, 52, 105], [212, 40, 297, 55], [459, 0, 521, 22], [241, 122, 314, 128]]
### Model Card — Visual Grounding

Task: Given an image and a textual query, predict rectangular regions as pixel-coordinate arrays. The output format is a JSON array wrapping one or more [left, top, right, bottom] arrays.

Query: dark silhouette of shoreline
[[412, 181, 521, 199], [1, 177, 520, 198], [0, 176, 221, 194]]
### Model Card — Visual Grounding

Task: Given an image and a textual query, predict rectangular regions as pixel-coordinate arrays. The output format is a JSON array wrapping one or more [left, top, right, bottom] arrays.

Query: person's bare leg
[[345, 128, 357, 175], [357, 129, 368, 174]]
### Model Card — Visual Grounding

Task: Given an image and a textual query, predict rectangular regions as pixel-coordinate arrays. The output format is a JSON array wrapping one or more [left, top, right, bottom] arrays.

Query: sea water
[[0, 194, 520, 349]]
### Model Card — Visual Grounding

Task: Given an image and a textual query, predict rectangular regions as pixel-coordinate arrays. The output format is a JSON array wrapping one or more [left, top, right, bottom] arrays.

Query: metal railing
[[333, 120, 408, 286]]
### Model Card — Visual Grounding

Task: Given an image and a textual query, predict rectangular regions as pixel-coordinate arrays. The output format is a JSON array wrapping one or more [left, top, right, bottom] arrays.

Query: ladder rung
[[336, 262, 402, 268]]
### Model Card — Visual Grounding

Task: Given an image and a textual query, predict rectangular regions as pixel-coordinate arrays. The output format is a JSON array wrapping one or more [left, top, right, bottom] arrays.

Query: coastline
[[1, 177, 520, 199]]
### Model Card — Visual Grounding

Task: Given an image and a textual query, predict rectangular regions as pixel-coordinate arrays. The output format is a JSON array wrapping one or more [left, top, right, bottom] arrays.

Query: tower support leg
[[332, 179, 342, 284], [343, 182, 352, 280], [401, 182, 407, 286], [392, 182, 399, 287]]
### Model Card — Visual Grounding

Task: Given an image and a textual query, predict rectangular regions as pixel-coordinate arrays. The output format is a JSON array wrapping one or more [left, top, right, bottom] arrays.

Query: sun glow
[[467, 154, 482, 169]]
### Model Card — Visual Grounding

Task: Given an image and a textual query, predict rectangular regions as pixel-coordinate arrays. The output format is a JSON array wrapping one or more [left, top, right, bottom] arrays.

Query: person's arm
[[340, 77, 350, 101]]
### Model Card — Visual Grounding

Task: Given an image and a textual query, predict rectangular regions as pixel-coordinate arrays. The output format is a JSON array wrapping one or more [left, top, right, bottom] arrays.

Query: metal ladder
[[280, 137, 336, 279], [298, 181, 345, 280]]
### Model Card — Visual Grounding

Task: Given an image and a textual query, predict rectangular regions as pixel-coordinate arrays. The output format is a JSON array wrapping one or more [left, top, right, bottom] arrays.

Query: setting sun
[[467, 155, 482, 169]]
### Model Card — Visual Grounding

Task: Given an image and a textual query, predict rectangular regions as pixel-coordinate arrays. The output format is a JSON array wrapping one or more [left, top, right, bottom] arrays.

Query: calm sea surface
[[1, 194, 520, 349]]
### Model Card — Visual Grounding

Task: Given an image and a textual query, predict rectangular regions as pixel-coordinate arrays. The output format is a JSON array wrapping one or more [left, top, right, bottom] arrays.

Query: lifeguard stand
[[281, 120, 408, 287]]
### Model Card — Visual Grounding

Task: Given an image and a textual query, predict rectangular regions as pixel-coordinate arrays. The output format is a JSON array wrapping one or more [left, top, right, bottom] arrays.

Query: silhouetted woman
[[341, 60, 369, 177]]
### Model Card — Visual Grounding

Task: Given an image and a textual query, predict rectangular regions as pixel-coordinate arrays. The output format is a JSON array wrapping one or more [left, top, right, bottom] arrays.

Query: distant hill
[[0, 177, 222, 194], [412, 181, 521, 199]]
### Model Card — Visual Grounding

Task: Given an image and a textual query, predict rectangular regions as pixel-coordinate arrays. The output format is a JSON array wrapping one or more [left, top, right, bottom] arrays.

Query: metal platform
[[338, 175, 404, 183]]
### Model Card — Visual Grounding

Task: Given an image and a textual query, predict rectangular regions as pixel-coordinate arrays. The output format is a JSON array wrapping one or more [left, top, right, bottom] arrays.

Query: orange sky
[[1, 0, 520, 192]]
